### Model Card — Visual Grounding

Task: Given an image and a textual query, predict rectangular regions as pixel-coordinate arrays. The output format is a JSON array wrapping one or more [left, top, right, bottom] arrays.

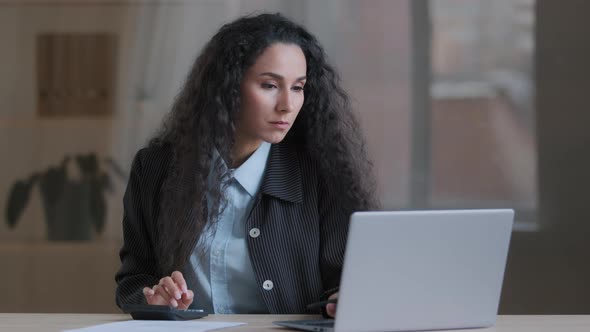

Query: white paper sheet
[[63, 320, 245, 332]]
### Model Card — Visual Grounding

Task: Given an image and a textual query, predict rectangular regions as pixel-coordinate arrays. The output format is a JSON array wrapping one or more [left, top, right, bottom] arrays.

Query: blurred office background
[[0, 0, 588, 313]]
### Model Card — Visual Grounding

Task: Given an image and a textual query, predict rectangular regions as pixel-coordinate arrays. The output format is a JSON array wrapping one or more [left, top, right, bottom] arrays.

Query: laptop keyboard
[[303, 320, 335, 327]]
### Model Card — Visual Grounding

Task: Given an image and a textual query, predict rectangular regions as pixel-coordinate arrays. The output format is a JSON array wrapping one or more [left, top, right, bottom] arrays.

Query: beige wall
[[0, 0, 412, 313], [4, 0, 590, 315], [0, 3, 136, 313], [0, 5, 133, 243]]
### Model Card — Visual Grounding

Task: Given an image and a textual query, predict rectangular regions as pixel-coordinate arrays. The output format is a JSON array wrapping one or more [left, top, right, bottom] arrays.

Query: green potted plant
[[5, 153, 126, 241]]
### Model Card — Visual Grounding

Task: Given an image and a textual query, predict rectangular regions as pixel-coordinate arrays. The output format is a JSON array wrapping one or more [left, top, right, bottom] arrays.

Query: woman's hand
[[326, 292, 338, 317], [143, 271, 194, 309]]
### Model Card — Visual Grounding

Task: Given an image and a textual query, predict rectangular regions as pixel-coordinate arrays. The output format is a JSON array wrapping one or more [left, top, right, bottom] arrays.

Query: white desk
[[1, 314, 590, 331]]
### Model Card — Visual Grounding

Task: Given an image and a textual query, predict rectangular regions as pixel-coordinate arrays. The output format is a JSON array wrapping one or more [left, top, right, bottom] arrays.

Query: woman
[[115, 13, 377, 316]]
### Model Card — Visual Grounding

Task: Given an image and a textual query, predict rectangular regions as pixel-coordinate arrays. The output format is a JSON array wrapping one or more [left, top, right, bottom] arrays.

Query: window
[[414, 0, 537, 230]]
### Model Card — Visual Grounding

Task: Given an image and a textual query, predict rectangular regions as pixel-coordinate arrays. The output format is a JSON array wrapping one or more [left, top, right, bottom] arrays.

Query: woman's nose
[[276, 90, 294, 113]]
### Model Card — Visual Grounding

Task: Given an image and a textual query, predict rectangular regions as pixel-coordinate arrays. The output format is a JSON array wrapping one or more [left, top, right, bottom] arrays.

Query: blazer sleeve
[[317, 173, 350, 294], [115, 149, 161, 308]]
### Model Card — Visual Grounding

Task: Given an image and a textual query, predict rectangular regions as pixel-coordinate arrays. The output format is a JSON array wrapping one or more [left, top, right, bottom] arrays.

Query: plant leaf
[[39, 166, 67, 207], [76, 153, 98, 178], [5, 178, 35, 228]]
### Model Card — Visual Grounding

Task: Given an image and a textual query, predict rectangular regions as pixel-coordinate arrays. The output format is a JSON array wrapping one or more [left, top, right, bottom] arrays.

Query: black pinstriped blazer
[[115, 138, 349, 314]]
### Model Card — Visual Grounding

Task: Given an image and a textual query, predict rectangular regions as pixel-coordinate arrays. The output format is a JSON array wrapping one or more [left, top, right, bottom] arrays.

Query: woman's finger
[[153, 284, 177, 307], [143, 287, 154, 297], [143, 286, 167, 305], [326, 303, 337, 317], [171, 271, 188, 294], [178, 290, 194, 309], [326, 292, 338, 317], [160, 276, 182, 302]]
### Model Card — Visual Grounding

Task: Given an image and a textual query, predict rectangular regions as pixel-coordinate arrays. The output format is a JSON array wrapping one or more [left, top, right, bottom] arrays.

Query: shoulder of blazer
[[136, 141, 173, 168], [132, 142, 174, 192]]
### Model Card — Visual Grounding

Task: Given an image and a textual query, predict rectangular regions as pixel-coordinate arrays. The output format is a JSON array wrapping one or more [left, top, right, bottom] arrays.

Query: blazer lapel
[[260, 140, 304, 204]]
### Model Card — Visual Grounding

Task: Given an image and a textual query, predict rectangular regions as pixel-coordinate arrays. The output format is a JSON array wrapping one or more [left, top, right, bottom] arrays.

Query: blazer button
[[249, 228, 260, 238], [263, 280, 274, 291]]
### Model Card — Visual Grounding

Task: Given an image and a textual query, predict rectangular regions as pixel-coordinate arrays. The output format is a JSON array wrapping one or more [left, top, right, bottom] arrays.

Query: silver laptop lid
[[335, 209, 514, 332]]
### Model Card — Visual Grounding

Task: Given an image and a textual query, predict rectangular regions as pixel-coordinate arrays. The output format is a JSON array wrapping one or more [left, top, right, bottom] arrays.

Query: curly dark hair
[[151, 13, 378, 274]]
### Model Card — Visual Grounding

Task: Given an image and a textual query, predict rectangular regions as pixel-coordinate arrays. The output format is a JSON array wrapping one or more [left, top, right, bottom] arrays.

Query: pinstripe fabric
[[115, 138, 351, 314]]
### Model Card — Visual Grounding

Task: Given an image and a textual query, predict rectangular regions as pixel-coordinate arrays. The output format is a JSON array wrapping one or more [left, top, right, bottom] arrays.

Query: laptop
[[274, 209, 514, 332]]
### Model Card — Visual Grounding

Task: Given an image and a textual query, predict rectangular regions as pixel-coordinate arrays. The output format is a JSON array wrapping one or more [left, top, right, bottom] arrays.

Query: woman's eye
[[292, 86, 304, 92], [261, 83, 277, 89]]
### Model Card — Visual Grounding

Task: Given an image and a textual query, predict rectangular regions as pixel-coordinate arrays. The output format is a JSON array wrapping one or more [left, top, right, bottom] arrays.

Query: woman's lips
[[270, 121, 289, 129]]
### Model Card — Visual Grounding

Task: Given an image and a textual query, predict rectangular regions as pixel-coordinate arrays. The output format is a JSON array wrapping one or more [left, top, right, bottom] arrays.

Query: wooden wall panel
[[36, 33, 116, 117]]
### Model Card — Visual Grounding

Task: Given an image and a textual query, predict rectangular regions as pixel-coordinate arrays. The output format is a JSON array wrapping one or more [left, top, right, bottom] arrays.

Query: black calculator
[[122, 304, 208, 320]]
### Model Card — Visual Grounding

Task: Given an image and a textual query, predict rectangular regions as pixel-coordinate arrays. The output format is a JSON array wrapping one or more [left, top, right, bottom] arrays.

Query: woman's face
[[235, 43, 307, 148]]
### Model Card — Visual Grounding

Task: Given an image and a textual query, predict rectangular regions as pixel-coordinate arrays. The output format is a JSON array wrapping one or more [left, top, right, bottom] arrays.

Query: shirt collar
[[231, 142, 271, 197], [209, 139, 303, 203]]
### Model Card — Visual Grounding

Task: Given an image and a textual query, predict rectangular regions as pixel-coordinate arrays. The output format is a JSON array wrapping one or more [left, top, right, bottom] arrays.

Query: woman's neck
[[230, 139, 262, 168]]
